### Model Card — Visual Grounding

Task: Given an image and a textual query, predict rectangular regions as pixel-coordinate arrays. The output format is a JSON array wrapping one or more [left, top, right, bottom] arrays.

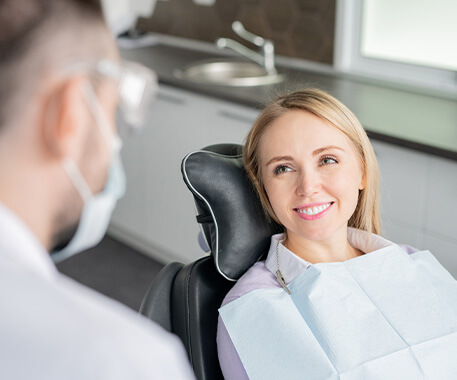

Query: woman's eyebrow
[[265, 146, 345, 166], [312, 145, 345, 156], [265, 155, 294, 166]]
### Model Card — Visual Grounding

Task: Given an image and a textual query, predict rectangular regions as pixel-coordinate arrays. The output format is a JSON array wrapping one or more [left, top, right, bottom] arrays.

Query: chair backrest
[[140, 144, 281, 380], [182, 144, 282, 281]]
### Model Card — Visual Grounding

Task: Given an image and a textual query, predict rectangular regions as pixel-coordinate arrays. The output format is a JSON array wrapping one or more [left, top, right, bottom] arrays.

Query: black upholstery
[[182, 144, 282, 280], [139, 262, 184, 331], [171, 257, 233, 379], [140, 144, 281, 380], [141, 257, 232, 380]]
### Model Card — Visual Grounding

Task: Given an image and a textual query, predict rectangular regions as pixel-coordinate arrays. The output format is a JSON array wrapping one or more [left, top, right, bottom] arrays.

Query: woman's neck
[[283, 227, 363, 264]]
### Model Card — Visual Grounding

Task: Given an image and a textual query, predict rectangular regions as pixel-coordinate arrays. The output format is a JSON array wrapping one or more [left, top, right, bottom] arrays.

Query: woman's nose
[[296, 170, 322, 197]]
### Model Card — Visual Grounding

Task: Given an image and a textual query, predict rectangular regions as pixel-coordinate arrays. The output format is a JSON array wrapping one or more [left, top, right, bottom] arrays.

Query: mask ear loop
[[62, 81, 123, 203], [79, 80, 120, 151], [62, 158, 92, 202]]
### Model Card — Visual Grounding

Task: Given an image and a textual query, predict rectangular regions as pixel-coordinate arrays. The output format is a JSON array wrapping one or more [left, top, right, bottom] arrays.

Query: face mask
[[52, 153, 125, 263], [51, 84, 126, 263]]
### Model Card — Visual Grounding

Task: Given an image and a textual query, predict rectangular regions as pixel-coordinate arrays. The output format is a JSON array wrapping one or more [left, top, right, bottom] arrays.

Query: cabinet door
[[423, 156, 457, 277], [372, 140, 457, 277], [110, 85, 258, 264], [425, 156, 457, 238], [371, 140, 429, 247], [110, 86, 199, 263]]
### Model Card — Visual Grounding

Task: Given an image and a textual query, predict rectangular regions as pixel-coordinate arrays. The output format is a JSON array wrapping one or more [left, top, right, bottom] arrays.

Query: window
[[334, 0, 457, 94]]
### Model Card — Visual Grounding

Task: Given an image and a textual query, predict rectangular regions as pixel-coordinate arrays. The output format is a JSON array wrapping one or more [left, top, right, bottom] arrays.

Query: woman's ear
[[359, 174, 367, 191], [41, 76, 87, 159], [358, 164, 367, 190]]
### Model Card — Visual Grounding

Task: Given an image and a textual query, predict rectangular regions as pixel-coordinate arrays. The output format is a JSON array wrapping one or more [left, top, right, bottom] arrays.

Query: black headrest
[[181, 144, 282, 281]]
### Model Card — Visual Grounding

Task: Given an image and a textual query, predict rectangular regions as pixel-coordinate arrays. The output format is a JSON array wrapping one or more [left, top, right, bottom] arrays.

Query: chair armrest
[[140, 262, 184, 332]]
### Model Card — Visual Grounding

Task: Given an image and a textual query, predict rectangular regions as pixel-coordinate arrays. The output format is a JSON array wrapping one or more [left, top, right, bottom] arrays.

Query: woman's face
[[258, 110, 365, 244]]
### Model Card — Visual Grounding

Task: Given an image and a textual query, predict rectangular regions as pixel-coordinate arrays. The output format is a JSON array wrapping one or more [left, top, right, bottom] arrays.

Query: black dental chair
[[139, 144, 281, 380]]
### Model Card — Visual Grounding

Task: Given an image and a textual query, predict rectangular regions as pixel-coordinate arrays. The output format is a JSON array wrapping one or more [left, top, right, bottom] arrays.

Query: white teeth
[[297, 203, 331, 216]]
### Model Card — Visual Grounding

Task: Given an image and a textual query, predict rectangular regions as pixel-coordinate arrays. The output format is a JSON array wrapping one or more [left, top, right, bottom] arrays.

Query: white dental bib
[[219, 245, 457, 379]]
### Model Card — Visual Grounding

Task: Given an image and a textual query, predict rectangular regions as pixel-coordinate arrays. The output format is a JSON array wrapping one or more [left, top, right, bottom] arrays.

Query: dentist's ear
[[41, 76, 88, 160]]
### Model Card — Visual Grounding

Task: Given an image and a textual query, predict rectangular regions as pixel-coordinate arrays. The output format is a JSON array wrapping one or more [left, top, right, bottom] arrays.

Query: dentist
[[0, 0, 194, 379]]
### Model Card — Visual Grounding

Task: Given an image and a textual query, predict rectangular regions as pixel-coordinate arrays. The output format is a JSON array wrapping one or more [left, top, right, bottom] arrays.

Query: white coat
[[0, 204, 195, 380]]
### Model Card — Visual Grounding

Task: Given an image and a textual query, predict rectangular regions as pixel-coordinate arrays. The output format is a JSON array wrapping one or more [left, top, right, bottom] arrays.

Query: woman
[[216, 89, 457, 380]]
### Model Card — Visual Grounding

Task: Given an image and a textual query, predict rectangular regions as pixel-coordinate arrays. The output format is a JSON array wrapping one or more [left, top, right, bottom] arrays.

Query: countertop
[[120, 36, 457, 161]]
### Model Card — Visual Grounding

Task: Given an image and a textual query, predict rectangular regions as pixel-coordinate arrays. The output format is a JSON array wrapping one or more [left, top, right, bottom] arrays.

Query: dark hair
[[0, 0, 107, 128]]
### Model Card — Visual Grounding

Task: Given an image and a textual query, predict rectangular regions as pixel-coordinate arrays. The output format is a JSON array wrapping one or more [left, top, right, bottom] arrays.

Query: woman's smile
[[294, 201, 334, 220]]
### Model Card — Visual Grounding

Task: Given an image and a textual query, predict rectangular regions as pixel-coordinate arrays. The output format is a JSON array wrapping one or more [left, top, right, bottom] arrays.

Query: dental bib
[[219, 246, 457, 379]]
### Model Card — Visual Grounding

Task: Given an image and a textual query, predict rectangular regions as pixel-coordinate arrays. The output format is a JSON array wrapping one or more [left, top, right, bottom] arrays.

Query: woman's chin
[[288, 225, 337, 244]]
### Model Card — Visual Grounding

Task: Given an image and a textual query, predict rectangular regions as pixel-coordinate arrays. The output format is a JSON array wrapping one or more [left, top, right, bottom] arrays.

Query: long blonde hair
[[244, 88, 381, 235]]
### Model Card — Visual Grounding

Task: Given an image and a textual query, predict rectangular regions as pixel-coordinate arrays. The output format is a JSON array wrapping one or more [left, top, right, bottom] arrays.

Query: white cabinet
[[425, 156, 457, 238], [371, 140, 429, 247], [423, 156, 457, 274], [372, 140, 457, 277], [109, 84, 258, 264]]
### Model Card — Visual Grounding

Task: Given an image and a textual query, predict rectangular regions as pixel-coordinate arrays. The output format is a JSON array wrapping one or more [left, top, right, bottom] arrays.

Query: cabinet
[[371, 140, 429, 247], [372, 140, 457, 277], [109, 84, 259, 264], [423, 156, 457, 275]]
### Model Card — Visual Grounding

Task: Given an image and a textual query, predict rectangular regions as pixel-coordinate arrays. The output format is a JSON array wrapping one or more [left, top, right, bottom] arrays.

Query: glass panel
[[361, 0, 457, 71]]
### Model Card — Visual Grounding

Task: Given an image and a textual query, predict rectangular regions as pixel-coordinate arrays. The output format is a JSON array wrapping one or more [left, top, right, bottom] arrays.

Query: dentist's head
[[0, 0, 156, 260]]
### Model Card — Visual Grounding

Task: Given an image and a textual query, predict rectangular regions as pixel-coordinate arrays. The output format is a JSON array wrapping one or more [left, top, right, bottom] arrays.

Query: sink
[[173, 59, 285, 87]]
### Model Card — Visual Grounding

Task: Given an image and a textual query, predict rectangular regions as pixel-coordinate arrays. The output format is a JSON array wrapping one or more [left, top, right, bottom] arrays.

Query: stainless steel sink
[[173, 59, 285, 87]]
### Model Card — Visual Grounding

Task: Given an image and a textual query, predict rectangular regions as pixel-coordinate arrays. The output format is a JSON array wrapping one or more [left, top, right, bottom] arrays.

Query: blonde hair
[[244, 88, 381, 235]]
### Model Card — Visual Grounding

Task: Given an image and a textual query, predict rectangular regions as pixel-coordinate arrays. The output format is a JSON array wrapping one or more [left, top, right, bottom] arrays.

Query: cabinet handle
[[157, 93, 186, 106], [218, 110, 256, 124]]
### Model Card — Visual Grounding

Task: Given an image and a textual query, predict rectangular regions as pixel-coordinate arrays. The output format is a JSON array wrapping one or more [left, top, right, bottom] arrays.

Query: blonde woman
[[217, 89, 457, 380]]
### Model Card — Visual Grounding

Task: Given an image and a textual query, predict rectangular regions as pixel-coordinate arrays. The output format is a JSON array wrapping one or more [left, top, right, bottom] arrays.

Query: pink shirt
[[217, 229, 418, 380]]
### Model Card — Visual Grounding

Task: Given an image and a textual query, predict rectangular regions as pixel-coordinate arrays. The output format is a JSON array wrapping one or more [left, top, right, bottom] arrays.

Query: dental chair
[[139, 144, 282, 380]]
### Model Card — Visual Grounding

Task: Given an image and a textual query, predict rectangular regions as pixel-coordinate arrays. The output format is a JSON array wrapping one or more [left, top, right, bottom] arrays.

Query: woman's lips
[[294, 202, 334, 220]]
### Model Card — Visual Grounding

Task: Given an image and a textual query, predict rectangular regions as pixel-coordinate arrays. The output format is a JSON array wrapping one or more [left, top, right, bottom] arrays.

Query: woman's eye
[[320, 156, 337, 166], [274, 165, 292, 175]]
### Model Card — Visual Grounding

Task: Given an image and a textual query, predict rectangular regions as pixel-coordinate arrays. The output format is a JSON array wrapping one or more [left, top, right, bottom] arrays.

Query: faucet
[[216, 21, 276, 74]]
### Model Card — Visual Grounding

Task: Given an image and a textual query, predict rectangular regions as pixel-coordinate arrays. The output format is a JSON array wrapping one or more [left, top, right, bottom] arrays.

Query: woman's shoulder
[[221, 261, 280, 307]]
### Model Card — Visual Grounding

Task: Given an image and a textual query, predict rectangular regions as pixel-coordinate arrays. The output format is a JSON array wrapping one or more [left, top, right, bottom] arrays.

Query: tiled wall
[[137, 0, 336, 64]]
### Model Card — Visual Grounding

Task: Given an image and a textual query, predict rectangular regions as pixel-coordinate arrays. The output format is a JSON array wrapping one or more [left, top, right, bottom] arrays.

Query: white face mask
[[52, 153, 126, 263], [51, 83, 126, 263]]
